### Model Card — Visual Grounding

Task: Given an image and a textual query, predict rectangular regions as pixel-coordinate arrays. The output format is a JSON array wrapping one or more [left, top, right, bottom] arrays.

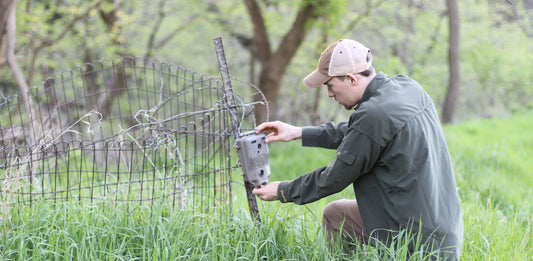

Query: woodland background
[[1, 0, 532, 126]]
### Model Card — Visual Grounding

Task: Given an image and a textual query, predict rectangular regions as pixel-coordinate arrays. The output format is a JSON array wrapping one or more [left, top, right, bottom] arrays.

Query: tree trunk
[[0, 0, 16, 71], [256, 63, 281, 123], [0, 0, 14, 39], [244, 0, 319, 123], [5, 0, 42, 144], [5, 0, 29, 99], [442, 0, 461, 123]]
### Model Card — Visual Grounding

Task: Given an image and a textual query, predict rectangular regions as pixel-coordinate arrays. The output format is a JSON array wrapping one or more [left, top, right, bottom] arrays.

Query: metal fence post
[[213, 37, 261, 223]]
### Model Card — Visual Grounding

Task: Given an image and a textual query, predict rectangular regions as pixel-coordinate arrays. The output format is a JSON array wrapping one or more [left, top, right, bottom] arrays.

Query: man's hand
[[252, 182, 281, 201], [255, 121, 302, 143]]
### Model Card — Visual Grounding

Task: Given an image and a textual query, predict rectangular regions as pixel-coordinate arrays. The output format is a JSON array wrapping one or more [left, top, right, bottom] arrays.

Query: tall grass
[[1, 112, 532, 260], [0, 202, 336, 260], [0, 201, 433, 260]]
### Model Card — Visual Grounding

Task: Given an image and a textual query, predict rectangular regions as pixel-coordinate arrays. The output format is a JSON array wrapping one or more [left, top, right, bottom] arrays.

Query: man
[[252, 39, 463, 259]]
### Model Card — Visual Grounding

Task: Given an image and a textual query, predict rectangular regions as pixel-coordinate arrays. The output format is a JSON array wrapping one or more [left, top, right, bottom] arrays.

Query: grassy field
[[1, 112, 532, 260]]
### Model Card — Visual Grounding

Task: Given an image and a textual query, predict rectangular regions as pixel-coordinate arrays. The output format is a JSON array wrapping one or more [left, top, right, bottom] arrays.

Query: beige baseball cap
[[303, 39, 372, 88]]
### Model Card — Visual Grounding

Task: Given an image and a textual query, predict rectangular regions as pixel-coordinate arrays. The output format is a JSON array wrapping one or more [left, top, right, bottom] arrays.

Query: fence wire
[[0, 57, 267, 215]]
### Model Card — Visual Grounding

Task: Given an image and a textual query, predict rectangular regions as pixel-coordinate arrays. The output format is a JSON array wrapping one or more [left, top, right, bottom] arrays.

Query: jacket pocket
[[337, 150, 356, 165]]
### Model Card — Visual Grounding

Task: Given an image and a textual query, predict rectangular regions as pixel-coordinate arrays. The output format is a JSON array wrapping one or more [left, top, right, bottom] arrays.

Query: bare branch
[[145, 0, 167, 57], [243, 0, 271, 63], [152, 14, 199, 50], [344, 0, 386, 32], [272, 2, 318, 71]]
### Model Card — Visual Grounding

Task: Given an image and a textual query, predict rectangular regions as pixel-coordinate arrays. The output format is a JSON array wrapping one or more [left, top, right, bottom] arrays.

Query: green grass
[[1, 112, 532, 260], [444, 112, 533, 260]]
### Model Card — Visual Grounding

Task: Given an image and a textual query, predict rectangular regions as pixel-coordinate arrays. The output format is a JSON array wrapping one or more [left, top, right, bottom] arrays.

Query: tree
[[243, 0, 343, 123], [2, 0, 42, 144], [2, 0, 30, 100], [0, 0, 16, 71], [442, 0, 460, 123]]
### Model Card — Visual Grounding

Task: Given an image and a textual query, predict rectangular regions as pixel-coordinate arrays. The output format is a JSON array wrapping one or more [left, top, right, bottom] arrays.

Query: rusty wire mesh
[[0, 57, 266, 215]]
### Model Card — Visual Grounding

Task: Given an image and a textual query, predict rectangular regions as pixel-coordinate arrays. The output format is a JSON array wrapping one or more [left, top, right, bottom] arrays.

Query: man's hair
[[357, 65, 375, 77], [333, 65, 375, 81]]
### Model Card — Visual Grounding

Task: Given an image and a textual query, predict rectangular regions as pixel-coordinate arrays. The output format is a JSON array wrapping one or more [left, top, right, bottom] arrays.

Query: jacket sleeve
[[301, 122, 348, 149], [278, 127, 381, 205]]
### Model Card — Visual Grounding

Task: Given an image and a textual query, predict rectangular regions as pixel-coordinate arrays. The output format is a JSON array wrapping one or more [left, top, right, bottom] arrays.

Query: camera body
[[235, 133, 271, 188]]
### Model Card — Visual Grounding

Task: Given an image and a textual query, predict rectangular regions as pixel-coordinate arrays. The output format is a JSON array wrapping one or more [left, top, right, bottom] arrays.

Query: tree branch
[[272, 3, 317, 71], [145, 0, 167, 57], [153, 14, 199, 50], [344, 0, 386, 31], [243, 0, 271, 63]]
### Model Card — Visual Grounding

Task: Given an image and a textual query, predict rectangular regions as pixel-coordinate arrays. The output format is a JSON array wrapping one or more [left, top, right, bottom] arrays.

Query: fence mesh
[[0, 57, 266, 215]]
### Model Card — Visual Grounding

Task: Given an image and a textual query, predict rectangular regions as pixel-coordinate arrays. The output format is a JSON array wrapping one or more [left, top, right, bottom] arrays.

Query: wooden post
[[213, 37, 261, 223]]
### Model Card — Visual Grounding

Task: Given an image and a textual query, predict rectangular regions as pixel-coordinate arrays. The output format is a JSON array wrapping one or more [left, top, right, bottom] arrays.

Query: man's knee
[[322, 201, 338, 222], [322, 199, 352, 231], [322, 200, 344, 227], [322, 199, 366, 241]]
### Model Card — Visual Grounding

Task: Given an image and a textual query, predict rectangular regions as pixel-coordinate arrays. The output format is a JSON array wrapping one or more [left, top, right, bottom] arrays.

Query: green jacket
[[277, 72, 463, 259]]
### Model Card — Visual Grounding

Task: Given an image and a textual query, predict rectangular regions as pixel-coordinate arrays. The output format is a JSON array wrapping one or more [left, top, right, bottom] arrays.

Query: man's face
[[324, 75, 363, 110]]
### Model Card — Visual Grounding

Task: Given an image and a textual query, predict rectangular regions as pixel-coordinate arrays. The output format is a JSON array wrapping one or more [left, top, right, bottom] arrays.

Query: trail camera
[[236, 133, 271, 188]]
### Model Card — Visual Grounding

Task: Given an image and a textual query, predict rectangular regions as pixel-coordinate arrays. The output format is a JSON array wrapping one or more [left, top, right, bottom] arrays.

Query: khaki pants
[[322, 199, 367, 245]]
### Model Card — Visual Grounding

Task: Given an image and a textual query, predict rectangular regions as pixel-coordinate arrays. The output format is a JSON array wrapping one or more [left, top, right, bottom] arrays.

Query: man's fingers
[[255, 121, 299, 143], [252, 188, 267, 200], [255, 122, 273, 132], [256, 121, 281, 133], [265, 133, 281, 143]]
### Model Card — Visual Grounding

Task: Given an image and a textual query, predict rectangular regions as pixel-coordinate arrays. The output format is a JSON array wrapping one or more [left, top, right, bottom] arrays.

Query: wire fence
[[0, 56, 266, 217]]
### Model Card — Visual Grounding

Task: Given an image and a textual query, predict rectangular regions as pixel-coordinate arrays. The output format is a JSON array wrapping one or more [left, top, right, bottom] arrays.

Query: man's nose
[[327, 87, 334, 97]]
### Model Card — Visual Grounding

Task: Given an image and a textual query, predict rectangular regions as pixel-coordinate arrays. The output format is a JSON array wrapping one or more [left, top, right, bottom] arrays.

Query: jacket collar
[[354, 71, 388, 111]]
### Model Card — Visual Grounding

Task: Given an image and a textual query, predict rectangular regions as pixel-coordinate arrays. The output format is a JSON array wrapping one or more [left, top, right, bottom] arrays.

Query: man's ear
[[345, 73, 358, 86]]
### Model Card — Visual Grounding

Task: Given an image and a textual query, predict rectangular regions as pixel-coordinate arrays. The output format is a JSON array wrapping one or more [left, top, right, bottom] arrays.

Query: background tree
[[1, 0, 16, 71], [1, 0, 42, 144], [2, 0, 30, 100], [442, 0, 461, 123], [241, 0, 344, 123]]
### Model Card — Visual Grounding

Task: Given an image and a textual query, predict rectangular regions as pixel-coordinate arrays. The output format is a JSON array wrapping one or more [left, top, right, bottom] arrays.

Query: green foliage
[[292, 0, 533, 124], [306, 0, 348, 27], [3, 0, 532, 124], [460, 2, 533, 118]]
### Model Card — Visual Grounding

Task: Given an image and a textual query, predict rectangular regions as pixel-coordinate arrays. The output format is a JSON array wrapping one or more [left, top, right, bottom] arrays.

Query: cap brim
[[303, 70, 330, 88]]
